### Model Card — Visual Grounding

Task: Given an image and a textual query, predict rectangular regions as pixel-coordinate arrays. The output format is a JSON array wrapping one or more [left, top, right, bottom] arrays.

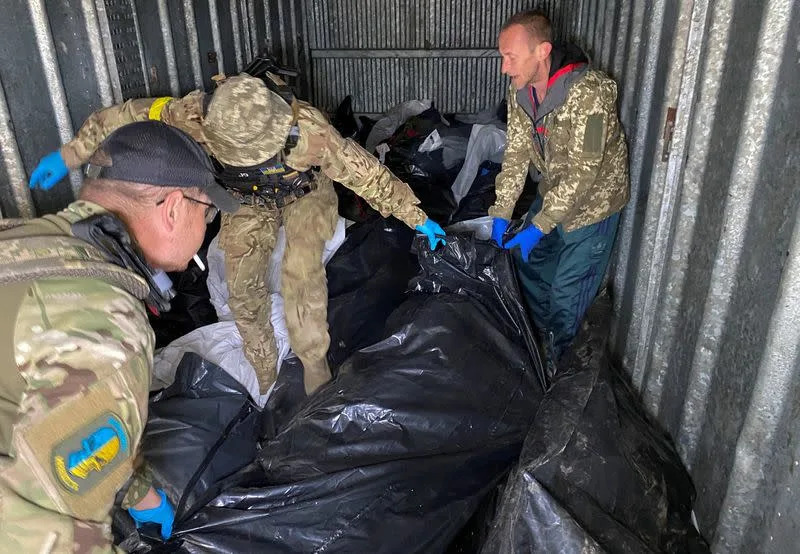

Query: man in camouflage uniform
[[30, 74, 445, 396], [490, 11, 629, 367], [2, 121, 239, 551]]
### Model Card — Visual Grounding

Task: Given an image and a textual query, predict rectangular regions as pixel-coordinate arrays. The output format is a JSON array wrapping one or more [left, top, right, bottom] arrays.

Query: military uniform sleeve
[[59, 92, 206, 169], [488, 86, 533, 221], [121, 460, 154, 509], [60, 99, 159, 169], [532, 76, 618, 233], [159, 91, 207, 144], [0, 277, 153, 552], [288, 104, 428, 229]]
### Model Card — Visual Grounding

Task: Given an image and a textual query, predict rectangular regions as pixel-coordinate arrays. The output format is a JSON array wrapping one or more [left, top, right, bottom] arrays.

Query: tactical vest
[[0, 213, 170, 314]]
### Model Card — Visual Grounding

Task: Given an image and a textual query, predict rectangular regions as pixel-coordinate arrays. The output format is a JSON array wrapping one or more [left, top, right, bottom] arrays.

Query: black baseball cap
[[86, 120, 239, 213]]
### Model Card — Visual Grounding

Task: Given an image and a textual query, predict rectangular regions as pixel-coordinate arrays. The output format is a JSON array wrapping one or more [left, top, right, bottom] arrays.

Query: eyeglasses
[[156, 193, 218, 224]]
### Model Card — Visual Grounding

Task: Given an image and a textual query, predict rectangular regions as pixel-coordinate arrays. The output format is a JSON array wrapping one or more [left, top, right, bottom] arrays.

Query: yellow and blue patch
[[52, 413, 130, 494], [259, 163, 285, 175]]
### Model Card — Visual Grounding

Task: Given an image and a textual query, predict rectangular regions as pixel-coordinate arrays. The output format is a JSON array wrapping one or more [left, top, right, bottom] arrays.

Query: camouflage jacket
[[0, 201, 154, 553], [61, 89, 428, 228], [489, 53, 630, 233]]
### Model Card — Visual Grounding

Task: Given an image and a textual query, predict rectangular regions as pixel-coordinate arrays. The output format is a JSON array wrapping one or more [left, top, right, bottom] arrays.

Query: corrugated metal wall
[[305, 0, 579, 114], [583, 0, 799, 552], [1, 1, 798, 552]]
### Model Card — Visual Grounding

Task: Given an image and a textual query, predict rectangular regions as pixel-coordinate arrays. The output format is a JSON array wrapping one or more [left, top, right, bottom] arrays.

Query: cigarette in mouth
[[193, 254, 206, 271]]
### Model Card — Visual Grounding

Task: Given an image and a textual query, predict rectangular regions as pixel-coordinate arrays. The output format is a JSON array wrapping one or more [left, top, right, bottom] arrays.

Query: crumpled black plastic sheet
[[261, 355, 306, 439], [325, 216, 418, 371], [112, 354, 261, 550], [451, 161, 500, 224], [481, 294, 709, 554], [117, 228, 705, 554], [332, 181, 379, 222], [334, 103, 470, 225], [383, 107, 466, 225], [331, 95, 358, 139], [411, 231, 547, 391], [130, 234, 544, 553]]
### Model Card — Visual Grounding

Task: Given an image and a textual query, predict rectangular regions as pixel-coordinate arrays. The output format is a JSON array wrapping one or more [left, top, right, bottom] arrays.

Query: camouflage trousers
[[218, 175, 339, 394]]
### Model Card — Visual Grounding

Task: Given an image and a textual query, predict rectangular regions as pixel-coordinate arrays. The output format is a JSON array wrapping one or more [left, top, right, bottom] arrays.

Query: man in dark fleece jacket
[[490, 10, 630, 370]]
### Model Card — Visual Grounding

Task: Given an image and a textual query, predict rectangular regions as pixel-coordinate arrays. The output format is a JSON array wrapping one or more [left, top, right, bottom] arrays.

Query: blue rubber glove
[[128, 488, 175, 540], [415, 219, 447, 250], [504, 224, 544, 261], [29, 151, 68, 190], [491, 218, 510, 247]]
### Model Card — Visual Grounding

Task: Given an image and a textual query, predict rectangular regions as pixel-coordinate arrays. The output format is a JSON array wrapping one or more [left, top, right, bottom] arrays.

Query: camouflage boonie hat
[[202, 74, 293, 167]]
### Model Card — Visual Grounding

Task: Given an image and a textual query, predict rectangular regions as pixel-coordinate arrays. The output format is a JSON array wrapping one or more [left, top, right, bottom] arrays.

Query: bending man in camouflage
[[490, 11, 630, 368], [1, 121, 238, 551], [30, 74, 445, 395]]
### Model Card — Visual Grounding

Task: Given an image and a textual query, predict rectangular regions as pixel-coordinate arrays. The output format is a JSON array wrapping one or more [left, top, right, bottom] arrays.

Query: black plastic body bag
[[117, 227, 703, 553], [324, 216, 419, 372], [119, 232, 545, 553], [113, 354, 262, 551]]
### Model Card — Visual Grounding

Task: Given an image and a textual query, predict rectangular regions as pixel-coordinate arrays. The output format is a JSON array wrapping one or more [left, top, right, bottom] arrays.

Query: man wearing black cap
[[0, 121, 238, 551]]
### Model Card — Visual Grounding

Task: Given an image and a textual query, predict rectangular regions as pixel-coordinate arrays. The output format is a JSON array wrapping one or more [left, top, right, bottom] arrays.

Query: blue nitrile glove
[[128, 489, 175, 540], [504, 224, 545, 261], [29, 151, 68, 190], [491, 218, 510, 246], [415, 219, 447, 250]]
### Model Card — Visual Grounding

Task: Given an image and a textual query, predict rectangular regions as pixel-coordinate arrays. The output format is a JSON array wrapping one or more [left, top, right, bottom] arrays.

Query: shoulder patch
[[52, 412, 130, 495], [582, 113, 606, 157]]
